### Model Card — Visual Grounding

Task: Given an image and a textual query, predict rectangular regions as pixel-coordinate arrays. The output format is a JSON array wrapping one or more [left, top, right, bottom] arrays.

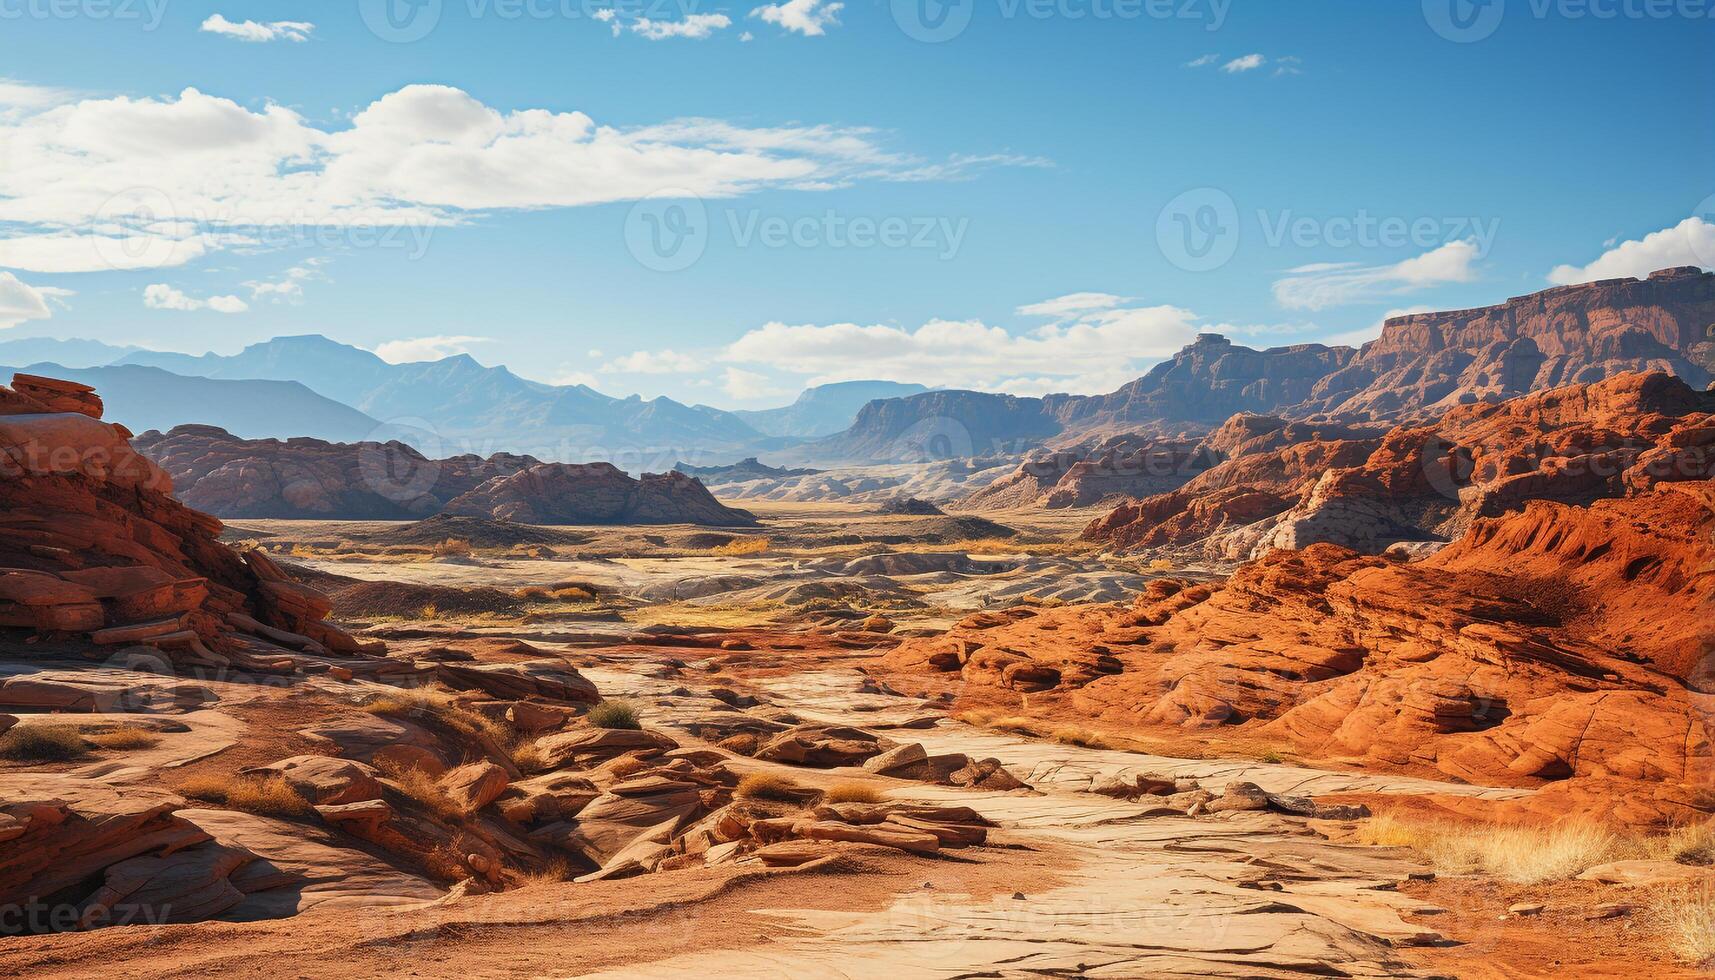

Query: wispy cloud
[[1272, 240, 1482, 311], [1222, 53, 1265, 73], [143, 283, 248, 314], [199, 14, 315, 42]]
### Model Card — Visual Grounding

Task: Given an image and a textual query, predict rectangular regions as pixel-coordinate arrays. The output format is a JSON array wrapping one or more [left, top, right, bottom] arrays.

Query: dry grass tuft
[[363, 687, 516, 751], [178, 773, 313, 818], [512, 858, 574, 888], [735, 772, 809, 802], [1050, 726, 1118, 750], [511, 740, 549, 774], [1654, 821, 1715, 866], [821, 781, 885, 804], [1354, 813, 1627, 884], [716, 732, 760, 756], [85, 726, 162, 750], [374, 759, 467, 819], [1653, 886, 1715, 967], [586, 700, 641, 731], [713, 537, 771, 557], [0, 724, 91, 762], [604, 756, 652, 778]]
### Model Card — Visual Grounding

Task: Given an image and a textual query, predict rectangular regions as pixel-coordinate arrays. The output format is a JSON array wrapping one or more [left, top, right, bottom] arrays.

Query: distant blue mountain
[[0, 337, 138, 368], [733, 379, 930, 438]]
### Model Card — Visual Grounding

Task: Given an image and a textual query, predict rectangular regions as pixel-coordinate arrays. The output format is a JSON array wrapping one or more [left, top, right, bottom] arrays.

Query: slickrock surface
[[0, 375, 374, 669], [134, 425, 538, 520], [901, 477, 1715, 825]]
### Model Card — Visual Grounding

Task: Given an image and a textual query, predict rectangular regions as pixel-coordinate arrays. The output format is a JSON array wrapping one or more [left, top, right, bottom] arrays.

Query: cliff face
[[1298, 266, 1715, 419], [134, 425, 538, 520], [0, 375, 373, 667]]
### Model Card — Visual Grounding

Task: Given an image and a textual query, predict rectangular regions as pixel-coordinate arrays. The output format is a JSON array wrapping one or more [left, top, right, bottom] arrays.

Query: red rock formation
[[893, 479, 1715, 825], [134, 425, 538, 520], [0, 375, 375, 670], [1298, 267, 1715, 420], [442, 463, 757, 526], [960, 435, 1212, 510], [1086, 372, 1715, 560]]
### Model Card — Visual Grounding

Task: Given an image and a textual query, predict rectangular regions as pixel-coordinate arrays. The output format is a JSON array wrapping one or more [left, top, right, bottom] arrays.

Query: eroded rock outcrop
[[897, 478, 1715, 825], [0, 375, 375, 670], [441, 464, 757, 526], [134, 425, 539, 520]]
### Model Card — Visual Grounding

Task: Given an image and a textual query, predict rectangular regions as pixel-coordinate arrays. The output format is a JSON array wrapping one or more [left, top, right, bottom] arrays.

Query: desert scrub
[[1652, 886, 1715, 967], [431, 538, 473, 558], [85, 726, 162, 750], [1050, 726, 1117, 750], [363, 687, 515, 751], [586, 700, 641, 730], [177, 773, 313, 818], [713, 537, 771, 557], [0, 724, 91, 762], [821, 781, 885, 804], [1354, 813, 1628, 884], [374, 759, 466, 820], [735, 772, 810, 802]]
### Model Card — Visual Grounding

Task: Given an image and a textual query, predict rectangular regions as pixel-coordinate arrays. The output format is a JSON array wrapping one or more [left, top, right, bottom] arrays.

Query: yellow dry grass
[[374, 759, 467, 820], [712, 536, 772, 557], [1652, 886, 1715, 967], [735, 771, 809, 802], [177, 773, 313, 818], [362, 687, 515, 752], [1354, 813, 1715, 885], [85, 726, 162, 750], [821, 781, 885, 804]]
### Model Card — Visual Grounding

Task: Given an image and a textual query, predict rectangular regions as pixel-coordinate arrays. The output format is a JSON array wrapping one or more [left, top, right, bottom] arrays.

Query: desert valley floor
[[3, 495, 1713, 978]]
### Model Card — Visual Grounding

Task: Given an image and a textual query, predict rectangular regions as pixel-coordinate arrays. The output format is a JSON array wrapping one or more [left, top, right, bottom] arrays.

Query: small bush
[[178, 773, 313, 818], [1258, 749, 1286, 765], [0, 725, 90, 762], [736, 772, 809, 802], [822, 781, 884, 804], [1655, 821, 1715, 866], [418, 603, 442, 619], [1050, 726, 1116, 750], [511, 740, 549, 774], [586, 700, 641, 730], [713, 537, 771, 557], [86, 726, 162, 750], [431, 538, 473, 558]]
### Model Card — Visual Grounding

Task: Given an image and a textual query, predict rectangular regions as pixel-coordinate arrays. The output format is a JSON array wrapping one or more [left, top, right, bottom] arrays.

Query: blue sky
[[0, 0, 1711, 406]]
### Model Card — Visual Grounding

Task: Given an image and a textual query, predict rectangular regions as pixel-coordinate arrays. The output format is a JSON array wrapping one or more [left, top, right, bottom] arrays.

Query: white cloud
[[719, 300, 1207, 393], [1273, 56, 1303, 77], [750, 0, 843, 35], [600, 349, 702, 374], [245, 259, 326, 303], [0, 80, 76, 120], [740, 30, 755, 41], [0, 83, 1025, 274], [143, 283, 249, 314], [721, 367, 789, 401], [1015, 292, 1127, 319], [372, 335, 492, 364], [0, 272, 62, 329], [1222, 54, 1265, 73], [200, 14, 315, 42], [631, 13, 732, 38], [1271, 240, 1482, 311], [1547, 216, 1714, 285], [1185, 54, 1219, 68]]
